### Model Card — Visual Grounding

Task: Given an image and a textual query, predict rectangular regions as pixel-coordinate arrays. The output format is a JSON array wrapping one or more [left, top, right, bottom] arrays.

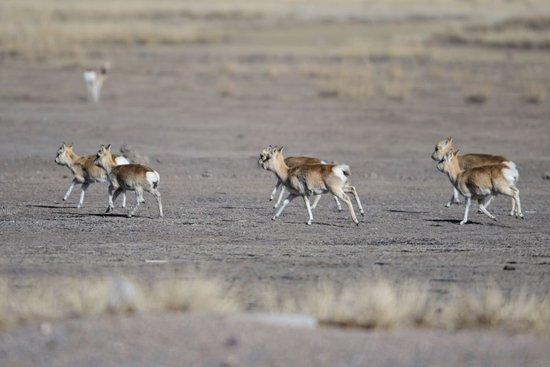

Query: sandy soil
[[0, 44, 549, 365]]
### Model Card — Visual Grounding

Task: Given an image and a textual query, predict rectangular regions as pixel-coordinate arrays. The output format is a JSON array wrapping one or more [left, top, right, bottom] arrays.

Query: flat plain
[[0, 1, 549, 366]]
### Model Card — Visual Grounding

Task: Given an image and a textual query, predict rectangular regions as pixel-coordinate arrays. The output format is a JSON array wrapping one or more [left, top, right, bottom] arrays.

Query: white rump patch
[[115, 156, 130, 165], [502, 161, 519, 184], [146, 171, 160, 186], [332, 164, 350, 183], [83, 71, 97, 85]]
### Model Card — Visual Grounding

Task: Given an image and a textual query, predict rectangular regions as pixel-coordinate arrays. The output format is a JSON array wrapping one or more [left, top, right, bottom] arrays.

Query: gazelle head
[[437, 149, 459, 173], [94, 144, 115, 171], [55, 143, 74, 166], [258, 145, 284, 171], [431, 137, 454, 162]]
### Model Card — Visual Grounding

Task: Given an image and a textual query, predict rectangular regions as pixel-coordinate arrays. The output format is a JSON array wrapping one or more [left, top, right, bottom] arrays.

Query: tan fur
[[259, 146, 363, 225], [431, 136, 507, 167], [431, 136, 512, 209], [437, 150, 523, 225], [95, 144, 163, 218], [260, 147, 344, 211], [55, 143, 130, 208]]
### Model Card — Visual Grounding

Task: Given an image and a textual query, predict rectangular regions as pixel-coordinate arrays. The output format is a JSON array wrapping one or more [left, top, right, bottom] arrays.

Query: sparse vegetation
[[1, 277, 548, 333], [438, 16, 550, 50]]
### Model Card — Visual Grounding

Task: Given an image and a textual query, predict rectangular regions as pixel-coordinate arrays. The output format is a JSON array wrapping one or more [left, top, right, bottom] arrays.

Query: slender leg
[[106, 185, 117, 213], [445, 187, 461, 207], [510, 196, 517, 216], [344, 185, 364, 216], [478, 196, 496, 221], [333, 195, 343, 212], [272, 194, 296, 220], [311, 195, 322, 210], [63, 179, 78, 201], [129, 187, 145, 218], [274, 186, 286, 208], [270, 181, 281, 201], [477, 195, 493, 214], [335, 190, 359, 225], [121, 192, 127, 208], [303, 196, 314, 225], [460, 197, 471, 225], [77, 182, 90, 208], [150, 188, 163, 218], [512, 189, 523, 219]]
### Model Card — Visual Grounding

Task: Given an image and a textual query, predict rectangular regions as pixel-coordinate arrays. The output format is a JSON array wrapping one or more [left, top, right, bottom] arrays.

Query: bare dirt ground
[[1, 28, 550, 366]]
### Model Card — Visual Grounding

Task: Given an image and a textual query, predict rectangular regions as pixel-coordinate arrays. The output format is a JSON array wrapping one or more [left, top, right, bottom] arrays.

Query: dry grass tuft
[[0, 277, 548, 333], [437, 16, 550, 50], [216, 79, 239, 98], [523, 83, 546, 104], [462, 82, 492, 104], [259, 281, 550, 332], [0, 277, 237, 331], [314, 64, 375, 101]]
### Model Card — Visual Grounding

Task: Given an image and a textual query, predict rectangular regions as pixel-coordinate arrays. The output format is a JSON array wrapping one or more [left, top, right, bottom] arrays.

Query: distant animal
[[263, 151, 343, 212], [55, 143, 129, 208], [258, 146, 364, 225], [431, 137, 513, 211], [95, 144, 163, 218], [84, 63, 109, 102], [437, 150, 523, 225]]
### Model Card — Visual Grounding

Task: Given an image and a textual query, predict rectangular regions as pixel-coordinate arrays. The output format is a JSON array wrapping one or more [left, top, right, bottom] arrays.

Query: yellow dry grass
[[1, 276, 547, 333]]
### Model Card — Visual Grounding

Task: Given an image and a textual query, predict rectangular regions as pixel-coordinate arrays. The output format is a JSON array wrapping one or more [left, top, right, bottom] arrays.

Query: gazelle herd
[[54, 136, 524, 225]]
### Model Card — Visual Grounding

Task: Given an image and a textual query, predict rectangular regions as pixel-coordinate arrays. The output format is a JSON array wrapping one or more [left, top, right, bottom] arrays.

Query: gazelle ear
[[68, 142, 73, 148], [106, 144, 112, 150], [453, 149, 460, 157], [277, 146, 285, 153]]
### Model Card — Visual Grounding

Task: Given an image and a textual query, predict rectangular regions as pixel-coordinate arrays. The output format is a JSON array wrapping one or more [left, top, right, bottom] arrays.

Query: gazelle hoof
[[445, 203, 451, 208], [306, 221, 312, 225], [127, 214, 133, 218], [460, 220, 467, 225], [77, 204, 82, 209], [271, 216, 277, 221], [360, 211, 365, 217]]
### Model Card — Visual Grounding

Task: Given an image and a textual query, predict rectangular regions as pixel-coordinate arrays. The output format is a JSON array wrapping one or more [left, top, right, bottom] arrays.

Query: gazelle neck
[[272, 154, 289, 183]]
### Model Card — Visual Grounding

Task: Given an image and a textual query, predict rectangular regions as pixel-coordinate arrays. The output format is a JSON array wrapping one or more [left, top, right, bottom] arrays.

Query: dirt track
[[0, 46, 549, 365]]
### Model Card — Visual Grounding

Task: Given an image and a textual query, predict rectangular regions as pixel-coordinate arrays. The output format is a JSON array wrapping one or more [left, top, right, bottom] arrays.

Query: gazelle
[[95, 144, 163, 218], [55, 143, 129, 208], [264, 151, 343, 211], [84, 63, 109, 103], [258, 146, 364, 225], [437, 150, 523, 225], [431, 137, 513, 212]]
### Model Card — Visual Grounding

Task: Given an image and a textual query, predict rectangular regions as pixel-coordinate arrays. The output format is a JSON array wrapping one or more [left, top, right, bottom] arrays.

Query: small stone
[[503, 265, 516, 271], [543, 173, 550, 180], [202, 171, 212, 178]]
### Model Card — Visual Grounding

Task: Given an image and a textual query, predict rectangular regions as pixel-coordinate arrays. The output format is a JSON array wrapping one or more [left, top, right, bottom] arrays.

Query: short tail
[[152, 171, 160, 189], [146, 171, 160, 189], [502, 161, 519, 184]]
